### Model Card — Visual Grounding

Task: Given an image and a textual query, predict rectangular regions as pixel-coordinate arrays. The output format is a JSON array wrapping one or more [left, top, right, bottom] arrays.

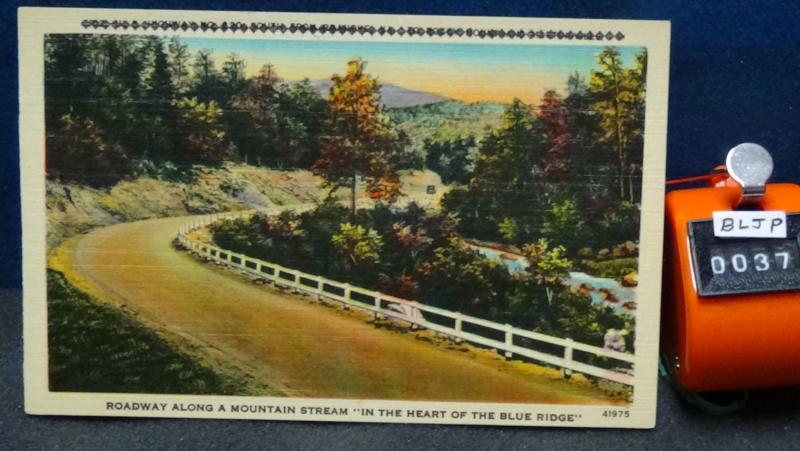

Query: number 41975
[[602, 409, 630, 418]]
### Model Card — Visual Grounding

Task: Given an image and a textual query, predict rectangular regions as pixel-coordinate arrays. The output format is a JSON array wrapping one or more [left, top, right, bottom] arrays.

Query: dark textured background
[[4, 1, 800, 448]]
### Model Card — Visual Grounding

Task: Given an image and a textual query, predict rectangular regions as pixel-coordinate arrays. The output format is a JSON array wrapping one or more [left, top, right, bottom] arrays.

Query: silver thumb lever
[[726, 143, 773, 205]]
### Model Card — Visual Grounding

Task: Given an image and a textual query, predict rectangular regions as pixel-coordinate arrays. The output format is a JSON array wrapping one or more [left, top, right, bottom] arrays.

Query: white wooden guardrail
[[176, 211, 635, 387]]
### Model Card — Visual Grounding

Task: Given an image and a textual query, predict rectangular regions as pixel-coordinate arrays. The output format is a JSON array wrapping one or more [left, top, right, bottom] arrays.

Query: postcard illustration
[[20, 7, 670, 428]]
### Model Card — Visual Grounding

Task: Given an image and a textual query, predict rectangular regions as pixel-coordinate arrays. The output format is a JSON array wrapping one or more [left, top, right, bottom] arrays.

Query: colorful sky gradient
[[183, 38, 644, 104]]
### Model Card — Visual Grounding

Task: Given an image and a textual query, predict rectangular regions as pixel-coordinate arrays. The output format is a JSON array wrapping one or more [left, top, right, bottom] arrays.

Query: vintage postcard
[[20, 7, 670, 428]]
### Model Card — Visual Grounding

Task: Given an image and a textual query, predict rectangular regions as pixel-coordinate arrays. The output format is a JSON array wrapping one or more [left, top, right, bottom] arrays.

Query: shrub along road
[[51, 213, 625, 404]]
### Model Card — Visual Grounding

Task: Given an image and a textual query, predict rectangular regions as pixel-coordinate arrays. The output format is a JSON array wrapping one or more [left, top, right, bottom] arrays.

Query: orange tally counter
[[663, 146, 800, 392]]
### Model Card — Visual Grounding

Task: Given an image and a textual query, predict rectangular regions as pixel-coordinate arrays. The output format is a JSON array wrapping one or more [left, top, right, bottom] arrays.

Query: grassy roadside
[[47, 269, 277, 395]]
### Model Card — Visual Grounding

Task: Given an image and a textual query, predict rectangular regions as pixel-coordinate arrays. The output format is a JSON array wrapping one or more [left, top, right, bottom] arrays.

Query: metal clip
[[725, 143, 773, 206]]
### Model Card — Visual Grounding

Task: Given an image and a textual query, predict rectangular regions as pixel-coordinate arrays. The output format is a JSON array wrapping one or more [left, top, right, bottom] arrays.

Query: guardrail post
[[563, 338, 574, 379], [453, 312, 463, 344], [315, 277, 324, 301], [373, 295, 381, 321], [291, 270, 301, 294], [409, 304, 419, 330], [342, 284, 351, 310], [504, 324, 513, 359]]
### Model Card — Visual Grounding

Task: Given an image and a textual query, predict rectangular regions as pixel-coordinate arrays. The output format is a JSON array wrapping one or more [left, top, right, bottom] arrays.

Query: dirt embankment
[[47, 166, 445, 248]]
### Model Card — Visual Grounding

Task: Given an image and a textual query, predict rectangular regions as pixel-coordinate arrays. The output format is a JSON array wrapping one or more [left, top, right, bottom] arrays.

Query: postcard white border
[[20, 6, 669, 428]]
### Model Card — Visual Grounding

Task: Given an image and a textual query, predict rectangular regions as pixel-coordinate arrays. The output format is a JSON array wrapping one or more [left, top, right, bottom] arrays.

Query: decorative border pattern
[[80, 19, 625, 41]]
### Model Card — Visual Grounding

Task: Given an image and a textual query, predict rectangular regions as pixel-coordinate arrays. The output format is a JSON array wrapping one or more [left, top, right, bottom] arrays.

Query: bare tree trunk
[[629, 166, 635, 203], [616, 117, 625, 200], [351, 170, 357, 218], [612, 70, 626, 201]]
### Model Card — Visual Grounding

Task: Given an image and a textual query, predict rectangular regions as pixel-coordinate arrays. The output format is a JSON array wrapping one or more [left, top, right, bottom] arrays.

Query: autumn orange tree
[[313, 59, 406, 216]]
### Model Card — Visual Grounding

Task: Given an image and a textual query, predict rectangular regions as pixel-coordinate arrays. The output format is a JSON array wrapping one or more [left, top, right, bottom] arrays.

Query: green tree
[[441, 99, 547, 242], [229, 64, 283, 165], [313, 59, 406, 216], [564, 71, 614, 209], [331, 223, 384, 271], [523, 239, 573, 304], [627, 50, 648, 202], [92, 36, 146, 95], [598, 201, 641, 247], [540, 200, 587, 254], [416, 237, 512, 316], [143, 38, 173, 101], [590, 47, 647, 203], [221, 53, 247, 100], [191, 49, 224, 104], [423, 136, 476, 185], [140, 37, 175, 160], [173, 97, 229, 165], [497, 217, 519, 243], [276, 79, 328, 167], [168, 37, 191, 95], [44, 35, 89, 121], [551, 290, 625, 349]]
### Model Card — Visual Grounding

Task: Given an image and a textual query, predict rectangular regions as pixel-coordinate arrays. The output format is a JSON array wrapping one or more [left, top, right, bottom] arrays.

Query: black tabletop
[[4, 1, 800, 448]]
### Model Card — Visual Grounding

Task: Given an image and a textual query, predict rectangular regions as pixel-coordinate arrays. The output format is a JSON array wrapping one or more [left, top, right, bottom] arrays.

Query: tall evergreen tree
[[173, 97, 229, 166], [191, 49, 223, 104], [221, 53, 247, 101], [277, 79, 328, 167], [442, 99, 548, 242], [167, 37, 191, 95], [423, 136, 476, 185], [627, 50, 648, 202], [230, 64, 283, 165], [140, 37, 175, 160], [590, 46, 643, 202], [45, 34, 90, 122]]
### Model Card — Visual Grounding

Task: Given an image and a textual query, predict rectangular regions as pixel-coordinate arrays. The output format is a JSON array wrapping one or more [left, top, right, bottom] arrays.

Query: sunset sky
[[183, 38, 644, 104]]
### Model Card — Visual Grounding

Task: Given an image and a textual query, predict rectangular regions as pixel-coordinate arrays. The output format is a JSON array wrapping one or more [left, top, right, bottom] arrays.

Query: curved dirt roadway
[[60, 215, 621, 404]]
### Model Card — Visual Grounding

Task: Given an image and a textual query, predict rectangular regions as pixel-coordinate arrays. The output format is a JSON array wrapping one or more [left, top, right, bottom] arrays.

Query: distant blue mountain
[[307, 79, 448, 108]]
